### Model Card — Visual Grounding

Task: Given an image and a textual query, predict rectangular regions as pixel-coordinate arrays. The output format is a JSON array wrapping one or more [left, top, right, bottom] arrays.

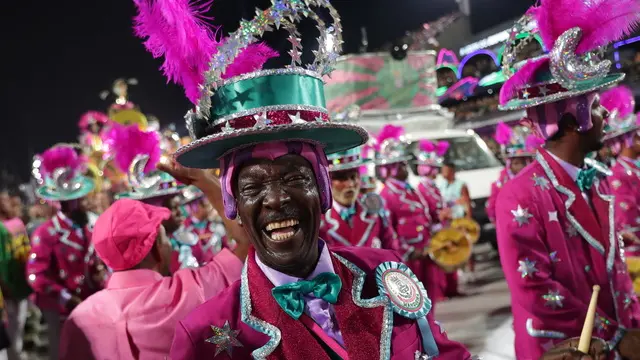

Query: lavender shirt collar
[[255, 240, 336, 287], [548, 152, 581, 182]]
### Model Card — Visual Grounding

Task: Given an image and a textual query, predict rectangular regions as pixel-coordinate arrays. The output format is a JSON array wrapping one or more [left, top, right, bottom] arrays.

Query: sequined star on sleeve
[[205, 320, 244, 357], [511, 205, 533, 227], [542, 289, 565, 309], [532, 174, 551, 190], [517, 258, 538, 278]]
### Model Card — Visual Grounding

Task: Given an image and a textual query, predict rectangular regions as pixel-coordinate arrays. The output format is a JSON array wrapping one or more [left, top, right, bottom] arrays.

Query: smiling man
[[132, 0, 477, 358]]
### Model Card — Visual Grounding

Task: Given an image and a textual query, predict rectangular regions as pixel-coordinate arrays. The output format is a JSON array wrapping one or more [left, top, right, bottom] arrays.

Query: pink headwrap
[[219, 141, 331, 219], [525, 93, 597, 139]]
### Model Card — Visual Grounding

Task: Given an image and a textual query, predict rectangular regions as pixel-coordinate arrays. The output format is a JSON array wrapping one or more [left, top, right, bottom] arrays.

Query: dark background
[[1, 0, 532, 180]]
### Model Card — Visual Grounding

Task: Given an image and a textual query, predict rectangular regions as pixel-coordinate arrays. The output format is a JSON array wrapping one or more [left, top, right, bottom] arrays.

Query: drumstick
[[577, 285, 601, 353]]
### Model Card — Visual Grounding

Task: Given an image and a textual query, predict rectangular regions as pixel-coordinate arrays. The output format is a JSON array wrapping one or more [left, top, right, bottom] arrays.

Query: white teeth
[[271, 230, 296, 241], [265, 219, 299, 231]]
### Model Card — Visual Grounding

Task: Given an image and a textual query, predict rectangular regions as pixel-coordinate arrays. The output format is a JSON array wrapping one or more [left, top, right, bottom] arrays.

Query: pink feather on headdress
[[419, 140, 436, 152], [494, 122, 514, 145], [525, 134, 545, 152], [531, 0, 640, 55], [499, 57, 549, 106], [103, 124, 161, 174], [41, 146, 83, 177], [436, 141, 450, 156], [78, 111, 110, 130], [375, 125, 405, 151], [600, 85, 636, 118], [133, 0, 278, 104]]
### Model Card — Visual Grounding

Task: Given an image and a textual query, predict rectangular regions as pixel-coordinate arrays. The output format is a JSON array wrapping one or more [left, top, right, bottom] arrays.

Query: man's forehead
[[238, 154, 312, 174]]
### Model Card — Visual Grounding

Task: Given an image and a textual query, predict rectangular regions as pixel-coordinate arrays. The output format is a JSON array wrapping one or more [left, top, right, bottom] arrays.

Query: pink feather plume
[[436, 141, 450, 156], [525, 134, 545, 152], [133, 0, 278, 104], [531, 0, 640, 55], [419, 140, 436, 152], [78, 111, 110, 130], [103, 124, 162, 174], [494, 122, 514, 145], [375, 125, 405, 150], [600, 85, 636, 118], [499, 57, 549, 106], [41, 146, 83, 177]]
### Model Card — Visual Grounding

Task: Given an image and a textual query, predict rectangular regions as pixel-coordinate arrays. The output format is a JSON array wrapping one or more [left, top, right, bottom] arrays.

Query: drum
[[426, 228, 472, 273], [626, 256, 640, 296], [451, 218, 481, 244]]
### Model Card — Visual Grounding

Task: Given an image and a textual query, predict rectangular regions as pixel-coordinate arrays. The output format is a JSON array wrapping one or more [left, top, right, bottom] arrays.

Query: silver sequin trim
[[536, 152, 605, 254], [239, 263, 282, 359], [525, 318, 566, 339], [214, 68, 323, 90]]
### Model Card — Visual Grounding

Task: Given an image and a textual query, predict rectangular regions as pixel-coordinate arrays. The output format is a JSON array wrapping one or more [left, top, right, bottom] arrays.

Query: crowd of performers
[[3, 0, 640, 359]]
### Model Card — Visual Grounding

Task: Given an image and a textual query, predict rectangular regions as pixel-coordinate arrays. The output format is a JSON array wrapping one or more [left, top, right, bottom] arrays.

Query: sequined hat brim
[[329, 158, 372, 173], [175, 122, 369, 169], [499, 73, 625, 111], [115, 185, 186, 201], [36, 176, 95, 202], [603, 124, 640, 142], [375, 156, 414, 166]]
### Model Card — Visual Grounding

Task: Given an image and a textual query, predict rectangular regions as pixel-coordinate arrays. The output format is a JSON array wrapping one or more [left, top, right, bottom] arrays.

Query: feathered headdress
[[494, 122, 514, 146], [134, 0, 367, 171], [375, 125, 411, 165], [436, 141, 450, 156], [36, 145, 95, 201], [103, 124, 162, 174], [415, 140, 448, 166], [41, 146, 84, 177], [499, 0, 640, 111], [601, 85, 639, 141], [78, 111, 111, 130], [494, 123, 540, 158]]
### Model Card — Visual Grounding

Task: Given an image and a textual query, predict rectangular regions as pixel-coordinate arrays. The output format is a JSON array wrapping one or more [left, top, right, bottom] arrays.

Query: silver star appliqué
[[512, 205, 533, 227], [612, 179, 622, 189], [221, 121, 234, 134], [532, 174, 551, 190], [288, 112, 306, 124], [548, 211, 558, 222], [205, 320, 243, 357], [538, 85, 550, 96], [565, 223, 578, 238], [253, 112, 271, 128], [518, 258, 538, 278], [543, 289, 564, 309], [522, 89, 531, 99], [549, 251, 560, 263]]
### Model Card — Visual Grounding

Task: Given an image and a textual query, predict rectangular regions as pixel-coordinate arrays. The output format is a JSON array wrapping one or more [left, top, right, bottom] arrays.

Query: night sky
[[2, 0, 530, 181]]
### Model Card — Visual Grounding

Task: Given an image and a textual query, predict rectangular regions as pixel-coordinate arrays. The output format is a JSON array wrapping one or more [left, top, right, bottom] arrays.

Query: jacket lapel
[[538, 150, 605, 254], [352, 203, 376, 247], [325, 208, 352, 246]]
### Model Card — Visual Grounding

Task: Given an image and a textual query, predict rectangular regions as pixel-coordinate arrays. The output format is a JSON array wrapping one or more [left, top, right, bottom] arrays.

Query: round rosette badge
[[375, 261, 439, 357]]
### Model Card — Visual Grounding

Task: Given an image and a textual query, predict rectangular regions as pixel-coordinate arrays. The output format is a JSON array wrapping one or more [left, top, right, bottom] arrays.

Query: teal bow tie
[[271, 272, 342, 319], [339, 207, 356, 222], [576, 167, 597, 192], [404, 182, 413, 191], [634, 160, 640, 168]]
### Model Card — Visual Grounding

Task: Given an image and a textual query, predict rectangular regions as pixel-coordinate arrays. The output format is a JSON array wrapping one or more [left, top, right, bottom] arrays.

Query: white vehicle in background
[[359, 108, 503, 245]]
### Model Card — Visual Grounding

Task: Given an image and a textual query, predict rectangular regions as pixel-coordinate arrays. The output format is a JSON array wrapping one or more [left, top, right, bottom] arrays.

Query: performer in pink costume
[[27, 145, 105, 360], [600, 86, 640, 257], [486, 122, 544, 223], [495, 0, 640, 358], [130, 0, 478, 358], [376, 125, 447, 308]]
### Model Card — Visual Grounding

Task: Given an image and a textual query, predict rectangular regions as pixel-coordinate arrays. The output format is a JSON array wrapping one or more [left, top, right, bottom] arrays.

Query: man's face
[[583, 94, 608, 152], [235, 154, 321, 273], [441, 165, 455, 180], [162, 196, 184, 235], [331, 169, 360, 207], [509, 157, 529, 176], [0, 192, 13, 218], [392, 162, 409, 182], [196, 199, 212, 220], [631, 133, 640, 154]]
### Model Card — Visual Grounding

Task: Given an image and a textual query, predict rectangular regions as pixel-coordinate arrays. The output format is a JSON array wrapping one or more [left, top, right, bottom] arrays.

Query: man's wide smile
[[263, 219, 301, 242]]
